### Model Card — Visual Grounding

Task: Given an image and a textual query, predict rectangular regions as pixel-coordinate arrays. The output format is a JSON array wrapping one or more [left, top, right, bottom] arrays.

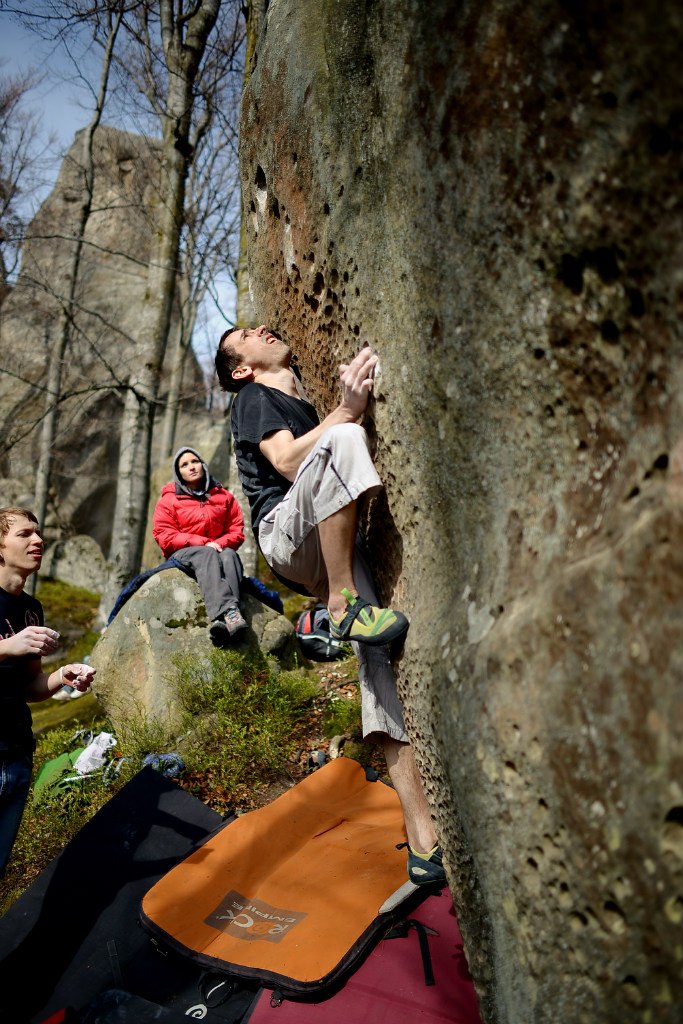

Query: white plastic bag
[[73, 731, 117, 775]]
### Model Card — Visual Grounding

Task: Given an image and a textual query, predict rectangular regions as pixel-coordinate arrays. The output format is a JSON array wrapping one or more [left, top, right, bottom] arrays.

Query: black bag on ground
[[0, 768, 258, 1024], [295, 604, 350, 661]]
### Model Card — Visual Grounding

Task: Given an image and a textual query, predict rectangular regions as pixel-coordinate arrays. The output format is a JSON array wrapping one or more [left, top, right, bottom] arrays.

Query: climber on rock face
[[214, 325, 446, 889]]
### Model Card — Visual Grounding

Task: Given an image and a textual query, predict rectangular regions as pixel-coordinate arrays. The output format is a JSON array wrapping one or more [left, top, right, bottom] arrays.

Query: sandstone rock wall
[[238, 1, 683, 1021], [0, 125, 210, 552]]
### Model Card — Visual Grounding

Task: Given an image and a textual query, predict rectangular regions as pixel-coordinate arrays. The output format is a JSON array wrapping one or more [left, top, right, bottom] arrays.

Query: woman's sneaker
[[209, 618, 229, 643], [328, 588, 409, 646], [224, 606, 247, 636], [211, 606, 249, 647], [210, 607, 247, 644]]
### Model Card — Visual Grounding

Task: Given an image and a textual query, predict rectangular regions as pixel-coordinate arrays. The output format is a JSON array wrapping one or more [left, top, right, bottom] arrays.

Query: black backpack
[[295, 604, 351, 661]]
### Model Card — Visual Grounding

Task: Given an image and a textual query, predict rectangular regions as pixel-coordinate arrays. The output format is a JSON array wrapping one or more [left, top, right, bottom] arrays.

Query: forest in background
[[0, 0, 253, 617]]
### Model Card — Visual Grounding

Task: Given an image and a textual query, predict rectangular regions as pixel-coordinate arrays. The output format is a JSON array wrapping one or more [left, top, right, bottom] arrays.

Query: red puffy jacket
[[152, 482, 245, 559]]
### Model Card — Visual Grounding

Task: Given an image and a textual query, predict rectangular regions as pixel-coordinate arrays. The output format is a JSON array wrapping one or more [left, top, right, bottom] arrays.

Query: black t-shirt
[[0, 586, 42, 758], [231, 382, 319, 530]]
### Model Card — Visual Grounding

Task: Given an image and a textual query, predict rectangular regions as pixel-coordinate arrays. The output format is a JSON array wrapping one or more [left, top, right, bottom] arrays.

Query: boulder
[[41, 534, 107, 594], [89, 568, 298, 736]]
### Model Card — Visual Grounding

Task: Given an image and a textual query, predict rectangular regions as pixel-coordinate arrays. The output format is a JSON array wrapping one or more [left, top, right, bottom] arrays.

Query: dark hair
[[0, 507, 39, 544], [215, 327, 247, 393]]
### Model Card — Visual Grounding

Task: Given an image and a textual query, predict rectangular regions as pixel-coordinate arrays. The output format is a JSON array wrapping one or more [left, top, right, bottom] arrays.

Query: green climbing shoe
[[328, 588, 409, 646]]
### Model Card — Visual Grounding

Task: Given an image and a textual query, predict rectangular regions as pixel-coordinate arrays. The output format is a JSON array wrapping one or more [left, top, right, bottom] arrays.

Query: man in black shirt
[[0, 507, 96, 876], [215, 326, 445, 888]]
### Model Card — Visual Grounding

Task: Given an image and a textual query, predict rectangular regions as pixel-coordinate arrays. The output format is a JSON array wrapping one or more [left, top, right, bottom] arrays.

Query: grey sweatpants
[[258, 423, 408, 742], [172, 545, 243, 621]]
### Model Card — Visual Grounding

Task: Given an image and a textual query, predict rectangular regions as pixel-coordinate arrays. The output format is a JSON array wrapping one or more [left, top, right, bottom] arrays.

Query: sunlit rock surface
[[238, 1, 683, 1021]]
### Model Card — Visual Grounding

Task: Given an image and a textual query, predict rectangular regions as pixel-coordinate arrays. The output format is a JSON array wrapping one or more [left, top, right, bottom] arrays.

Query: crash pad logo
[[206, 890, 307, 943]]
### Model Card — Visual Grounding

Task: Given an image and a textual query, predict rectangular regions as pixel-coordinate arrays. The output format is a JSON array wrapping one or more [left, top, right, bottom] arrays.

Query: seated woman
[[152, 446, 247, 643]]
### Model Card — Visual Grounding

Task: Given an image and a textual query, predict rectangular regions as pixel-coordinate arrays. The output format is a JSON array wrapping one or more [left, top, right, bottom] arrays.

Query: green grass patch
[[172, 645, 319, 798], [323, 690, 362, 739], [36, 579, 100, 630], [0, 722, 133, 915], [60, 628, 101, 664]]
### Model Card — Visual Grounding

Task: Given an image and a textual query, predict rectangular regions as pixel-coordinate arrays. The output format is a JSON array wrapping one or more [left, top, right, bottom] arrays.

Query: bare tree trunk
[[33, 325, 58, 527], [235, 218, 256, 327], [232, 219, 259, 575], [159, 277, 196, 458], [103, 384, 153, 600], [98, 0, 221, 623], [28, 325, 59, 596], [224, 0, 268, 579], [246, 0, 269, 65]]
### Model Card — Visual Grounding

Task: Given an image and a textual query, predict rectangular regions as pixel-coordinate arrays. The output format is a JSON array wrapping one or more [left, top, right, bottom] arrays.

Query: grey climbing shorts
[[258, 423, 408, 742]]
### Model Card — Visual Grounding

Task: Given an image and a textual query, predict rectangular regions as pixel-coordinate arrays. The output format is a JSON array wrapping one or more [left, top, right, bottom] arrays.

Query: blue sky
[[0, 9, 237, 364], [0, 12, 100, 171]]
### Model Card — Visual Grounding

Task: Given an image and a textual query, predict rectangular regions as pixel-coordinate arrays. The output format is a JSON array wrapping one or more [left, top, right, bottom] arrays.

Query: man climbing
[[214, 325, 445, 888]]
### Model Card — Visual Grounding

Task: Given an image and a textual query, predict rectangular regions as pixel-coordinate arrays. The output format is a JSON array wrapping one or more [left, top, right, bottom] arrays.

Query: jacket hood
[[172, 446, 214, 498]]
